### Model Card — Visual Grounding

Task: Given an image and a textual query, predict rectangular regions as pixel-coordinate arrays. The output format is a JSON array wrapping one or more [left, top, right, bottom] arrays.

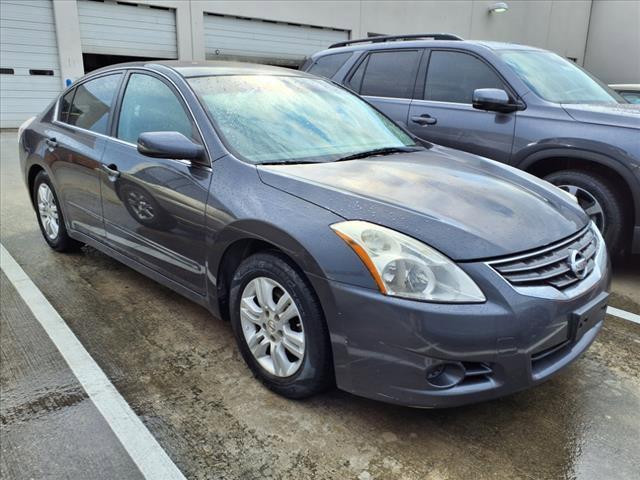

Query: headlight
[[331, 221, 485, 303]]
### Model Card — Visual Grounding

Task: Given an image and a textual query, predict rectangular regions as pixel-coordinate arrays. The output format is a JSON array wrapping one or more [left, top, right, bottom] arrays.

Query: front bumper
[[309, 233, 611, 408]]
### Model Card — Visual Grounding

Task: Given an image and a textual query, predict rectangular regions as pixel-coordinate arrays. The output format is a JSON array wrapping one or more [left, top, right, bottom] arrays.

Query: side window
[[425, 51, 505, 104], [59, 89, 75, 123], [307, 53, 352, 79], [346, 56, 367, 92], [117, 73, 196, 144], [67, 74, 122, 134], [359, 50, 421, 99]]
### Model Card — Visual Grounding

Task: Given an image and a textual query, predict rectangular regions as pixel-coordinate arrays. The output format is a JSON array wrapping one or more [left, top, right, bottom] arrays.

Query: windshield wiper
[[334, 146, 422, 162]]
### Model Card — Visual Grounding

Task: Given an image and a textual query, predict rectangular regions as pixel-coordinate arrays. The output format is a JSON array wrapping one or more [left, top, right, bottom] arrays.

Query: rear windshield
[[189, 75, 415, 164]]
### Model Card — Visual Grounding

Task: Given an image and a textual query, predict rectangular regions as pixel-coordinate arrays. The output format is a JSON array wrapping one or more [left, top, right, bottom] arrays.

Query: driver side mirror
[[472, 88, 520, 113], [137, 131, 205, 162]]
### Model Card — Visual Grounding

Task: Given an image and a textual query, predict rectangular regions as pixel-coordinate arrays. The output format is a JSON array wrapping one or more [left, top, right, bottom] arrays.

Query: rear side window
[[424, 51, 504, 104], [356, 50, 421, 99], [307, 53, 351, 79], [67, 74, 122, 134], [59, 89, 75, 123], [117, 73, 196, 144]]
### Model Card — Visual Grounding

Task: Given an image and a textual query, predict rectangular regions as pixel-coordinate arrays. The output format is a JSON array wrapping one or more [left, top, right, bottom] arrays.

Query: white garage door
[[204, 13, 349, 67], [77, 0, 177, 58], [0, 0, 62, 128]]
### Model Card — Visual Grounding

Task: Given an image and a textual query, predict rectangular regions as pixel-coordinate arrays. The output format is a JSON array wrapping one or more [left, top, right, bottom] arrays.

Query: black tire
[[119, 182, 175, 230], [229, 252, 333, 399], [33, 170, 83, 252], [544, 169, 627, 253]]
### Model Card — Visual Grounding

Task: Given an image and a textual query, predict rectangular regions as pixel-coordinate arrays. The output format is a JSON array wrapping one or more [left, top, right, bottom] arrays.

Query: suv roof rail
[[329, 33, 463, 49]]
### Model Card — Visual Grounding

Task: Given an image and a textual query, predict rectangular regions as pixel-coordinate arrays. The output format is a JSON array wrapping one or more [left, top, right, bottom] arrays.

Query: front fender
[[516, 144, 640, 224]]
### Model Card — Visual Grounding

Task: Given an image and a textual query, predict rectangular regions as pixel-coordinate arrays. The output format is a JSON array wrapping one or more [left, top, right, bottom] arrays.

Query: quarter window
[[424, 51, 504, 104], [59, 89, 75, 123], [117, 73, 196, 144], [357, 50, 421, 99], [307, 53, 352, 79], [67, 74, 122, 134]]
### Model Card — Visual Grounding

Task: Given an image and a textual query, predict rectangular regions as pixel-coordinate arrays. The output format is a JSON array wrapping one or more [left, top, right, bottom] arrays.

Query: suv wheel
[[229, 252, 333, 399], [33, 171, 82, 252], [544, 169, 626, 253]]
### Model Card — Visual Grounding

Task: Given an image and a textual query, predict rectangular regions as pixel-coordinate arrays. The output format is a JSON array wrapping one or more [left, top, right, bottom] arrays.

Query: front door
[[407, 50, 516, 163], [100, 72, 211, 294], [346, 49, 422, 128], [47, 73, 123, 239]]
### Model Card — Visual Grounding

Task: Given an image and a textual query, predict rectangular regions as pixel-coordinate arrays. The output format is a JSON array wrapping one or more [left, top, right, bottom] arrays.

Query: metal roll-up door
[[77, 0, 177, 58], [0, 0, 62, 128], [203, 13, 349, 67]]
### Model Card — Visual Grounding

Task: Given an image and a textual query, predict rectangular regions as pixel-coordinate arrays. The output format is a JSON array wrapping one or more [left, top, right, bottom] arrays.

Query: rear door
[[48, 72, 123, 239], [99, 71, 211, 294], [407, 49, 516, 162], [345, 49, 422, 128]]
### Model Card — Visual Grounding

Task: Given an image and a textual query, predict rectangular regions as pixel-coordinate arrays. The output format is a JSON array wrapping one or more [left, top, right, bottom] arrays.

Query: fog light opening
[[426, 362, 466, 389]]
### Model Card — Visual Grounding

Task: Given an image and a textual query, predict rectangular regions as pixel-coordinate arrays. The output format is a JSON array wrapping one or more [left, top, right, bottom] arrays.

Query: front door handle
[[102, 163, 120, 179], [410, 114, 437, 126], [45, 137, 57, 148]]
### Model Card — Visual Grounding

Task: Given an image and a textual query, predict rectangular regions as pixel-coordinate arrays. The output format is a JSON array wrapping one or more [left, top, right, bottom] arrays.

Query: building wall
[[51, 0, 637, 85], [3, 0, 637, 127], [584, 0, 640, 84]]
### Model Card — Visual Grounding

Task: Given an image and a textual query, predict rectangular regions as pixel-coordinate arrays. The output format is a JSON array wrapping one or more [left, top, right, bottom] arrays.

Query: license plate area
[[571, 292, 608, 342]]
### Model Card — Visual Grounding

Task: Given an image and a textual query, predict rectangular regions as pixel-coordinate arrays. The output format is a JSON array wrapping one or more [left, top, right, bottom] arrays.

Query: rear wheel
[[229, 252, 333, 399], [544, 169, 626, 253], [33, 170, 82, 252]]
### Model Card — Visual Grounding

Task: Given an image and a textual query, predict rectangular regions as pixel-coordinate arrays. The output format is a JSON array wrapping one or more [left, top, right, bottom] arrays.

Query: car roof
[[318, 39, 545, 56], [90, 60, 312, 78]]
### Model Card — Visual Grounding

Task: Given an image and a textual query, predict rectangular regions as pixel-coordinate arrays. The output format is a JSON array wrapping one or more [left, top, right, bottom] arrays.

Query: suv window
[[351, 50, 421, 99], [117, 73, 196, 144], [425, 51, 504, 104], [307, 53, 351, 79], [67, 74, 122, 134]]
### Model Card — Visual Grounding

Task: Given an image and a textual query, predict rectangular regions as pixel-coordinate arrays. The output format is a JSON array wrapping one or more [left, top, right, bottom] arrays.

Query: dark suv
[[303, 34, 640, 255]]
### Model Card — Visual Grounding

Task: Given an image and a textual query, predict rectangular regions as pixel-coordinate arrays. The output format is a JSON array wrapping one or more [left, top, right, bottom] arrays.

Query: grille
[[489, 227, 597, 290]]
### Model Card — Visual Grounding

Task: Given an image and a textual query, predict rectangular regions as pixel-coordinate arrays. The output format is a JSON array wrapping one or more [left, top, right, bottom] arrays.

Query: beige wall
[[360, 0, 592, 64], [53, 0, 637, 85], [584, 0, 640, 84]]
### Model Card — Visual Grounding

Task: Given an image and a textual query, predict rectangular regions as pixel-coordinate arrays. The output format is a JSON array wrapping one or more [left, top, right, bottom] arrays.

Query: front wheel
[[229, 252, 333, 399], [545, 169, 627, 253]]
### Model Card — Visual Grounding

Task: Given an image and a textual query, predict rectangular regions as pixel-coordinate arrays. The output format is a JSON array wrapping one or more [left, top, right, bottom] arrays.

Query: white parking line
[[0, 244, 186, 480], [607, 306, 640, 325]]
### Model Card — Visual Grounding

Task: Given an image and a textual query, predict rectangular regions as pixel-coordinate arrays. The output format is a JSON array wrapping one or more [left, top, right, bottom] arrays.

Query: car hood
[[562, 103, 640, 129], [257, 146, 588, 261]]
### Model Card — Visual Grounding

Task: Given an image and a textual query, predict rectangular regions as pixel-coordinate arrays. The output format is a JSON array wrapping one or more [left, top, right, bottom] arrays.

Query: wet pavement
[[1, 131, 639, 479]]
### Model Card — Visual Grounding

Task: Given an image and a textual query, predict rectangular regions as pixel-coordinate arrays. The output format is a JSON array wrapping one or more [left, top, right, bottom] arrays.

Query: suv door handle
[[102, 163, 120, 179], [45, 137, 57, 148], [410, 114, 437, 126]]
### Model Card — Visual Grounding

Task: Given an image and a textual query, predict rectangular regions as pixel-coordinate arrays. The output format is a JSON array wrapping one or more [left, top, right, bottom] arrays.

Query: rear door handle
[[45, 137, 57, 148], [410, 114, 437, 126], [101, 163, 120, 179]]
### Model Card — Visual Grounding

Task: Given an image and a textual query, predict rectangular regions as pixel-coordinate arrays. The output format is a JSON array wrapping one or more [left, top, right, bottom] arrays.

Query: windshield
[[498, 50, 623, 104], [188, 75, 416, 164]]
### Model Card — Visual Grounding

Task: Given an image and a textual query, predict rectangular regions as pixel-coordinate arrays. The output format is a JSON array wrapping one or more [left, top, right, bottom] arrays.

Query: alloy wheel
[[558, 184, 606, 232], [239, 277, 305, 377], [37, 183, 59, 240]]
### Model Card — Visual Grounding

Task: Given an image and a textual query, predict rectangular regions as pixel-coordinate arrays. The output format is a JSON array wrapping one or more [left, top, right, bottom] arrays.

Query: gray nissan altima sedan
[[19, 61, 610, 408]]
